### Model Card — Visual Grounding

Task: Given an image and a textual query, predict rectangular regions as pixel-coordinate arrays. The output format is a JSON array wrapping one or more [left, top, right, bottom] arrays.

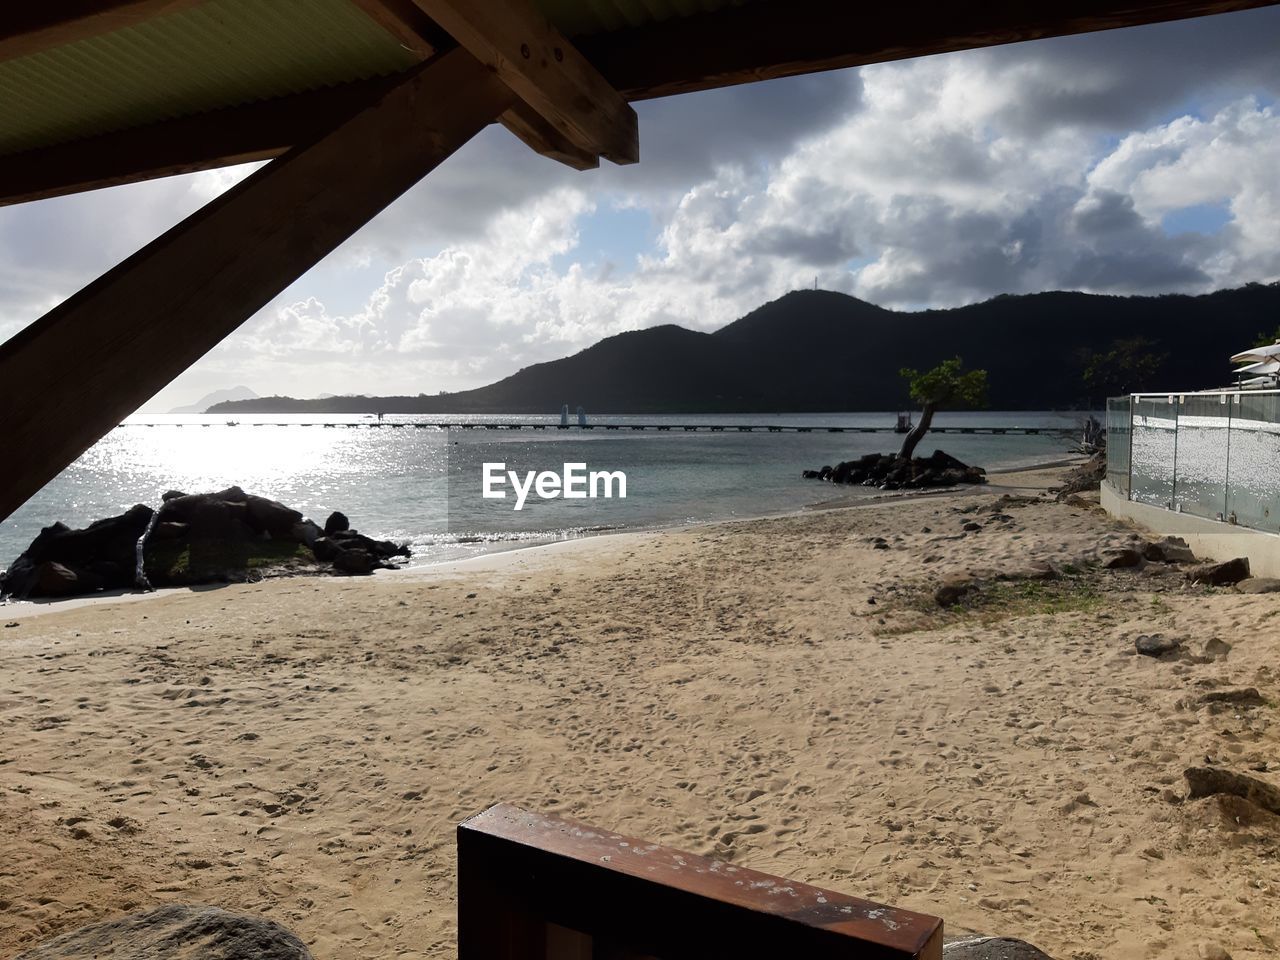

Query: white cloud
[[5, 7, 1280, 409]]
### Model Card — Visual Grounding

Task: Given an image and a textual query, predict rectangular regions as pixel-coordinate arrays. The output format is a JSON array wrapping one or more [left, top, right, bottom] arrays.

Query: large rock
[[944, 937, 1054, 959], [1135, 634, 1182, 657], [1142, 537, 1196, 564], [14, 904, 312, 960], [0, 504, 154, 598], [244, 495, 304, 537], [1100, 547, 1143, 569], [1187, 557, 1251, 586], [324, 511, 350, 535], [803, 450, 986, 490]]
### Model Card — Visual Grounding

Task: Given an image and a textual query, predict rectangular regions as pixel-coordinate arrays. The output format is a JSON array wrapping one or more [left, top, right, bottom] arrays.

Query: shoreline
[[0, 456, 1086, 619], [2, 453, 1275, 959]]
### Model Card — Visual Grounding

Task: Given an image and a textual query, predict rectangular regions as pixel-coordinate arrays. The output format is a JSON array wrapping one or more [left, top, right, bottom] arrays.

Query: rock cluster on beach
[[802, 449, 987, 490], [0, 487, 409, 600], [14, 904, 312, 960]]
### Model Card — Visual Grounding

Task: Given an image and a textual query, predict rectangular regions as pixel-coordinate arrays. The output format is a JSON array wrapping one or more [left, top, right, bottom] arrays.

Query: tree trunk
[[898, 401, 937, 460]]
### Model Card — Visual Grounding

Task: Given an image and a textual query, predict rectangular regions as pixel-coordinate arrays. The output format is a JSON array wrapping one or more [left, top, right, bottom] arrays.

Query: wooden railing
[[458, 803, 943, 959]]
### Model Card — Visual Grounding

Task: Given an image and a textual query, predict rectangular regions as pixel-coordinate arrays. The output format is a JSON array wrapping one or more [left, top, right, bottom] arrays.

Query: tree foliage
[[899, 357, 988, 410], [1081, 337, 1168, 396], [897, 358, 988, 460]]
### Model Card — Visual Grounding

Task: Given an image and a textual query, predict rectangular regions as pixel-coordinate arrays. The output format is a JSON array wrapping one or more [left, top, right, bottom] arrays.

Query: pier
[[117, 421, 1072, 435]]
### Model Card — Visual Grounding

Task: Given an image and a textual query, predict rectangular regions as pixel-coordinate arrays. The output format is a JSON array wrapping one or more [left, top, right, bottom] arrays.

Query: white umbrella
[[1230, 341, 1280, 364], [1238, 375, 1280, 388], [1236, 359, 1280, 375]]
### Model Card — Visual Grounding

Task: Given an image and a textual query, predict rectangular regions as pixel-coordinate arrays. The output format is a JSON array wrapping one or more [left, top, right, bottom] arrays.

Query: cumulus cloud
[[3, 6, 1280, 408]]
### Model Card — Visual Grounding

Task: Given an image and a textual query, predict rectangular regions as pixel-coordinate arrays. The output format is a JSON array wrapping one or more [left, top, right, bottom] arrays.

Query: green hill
[[211, 284, 1280, 414]]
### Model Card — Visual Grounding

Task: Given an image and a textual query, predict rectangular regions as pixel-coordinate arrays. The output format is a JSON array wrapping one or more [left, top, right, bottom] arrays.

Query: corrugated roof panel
[[536, 0, 754, 37], [0, 0, 419, 157]]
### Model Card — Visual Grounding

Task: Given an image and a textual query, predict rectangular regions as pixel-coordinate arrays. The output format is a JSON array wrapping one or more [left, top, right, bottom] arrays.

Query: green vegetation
[[1081, 336, 1169, 397], [881, 574, 1110, 635], [897, 357, 988, 460], [144, 539, 316, 585]]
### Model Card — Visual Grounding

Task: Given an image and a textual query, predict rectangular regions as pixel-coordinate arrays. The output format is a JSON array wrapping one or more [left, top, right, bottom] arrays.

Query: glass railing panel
[[1105, 396, 1131, 496], [1225, 392, 1280, 533], [1129, 396, 1178, 508], [1172, 393, 1231, 520]]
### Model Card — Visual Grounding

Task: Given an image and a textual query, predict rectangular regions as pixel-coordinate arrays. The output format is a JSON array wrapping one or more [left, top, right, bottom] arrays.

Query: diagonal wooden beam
[[0, 0, 205, 63], [408, 0, 639, 165], [0, 46, 514, 524]]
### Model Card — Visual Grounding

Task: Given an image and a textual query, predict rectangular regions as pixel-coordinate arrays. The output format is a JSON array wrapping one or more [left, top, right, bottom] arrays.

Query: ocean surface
[[1, 411, 1091, 567]]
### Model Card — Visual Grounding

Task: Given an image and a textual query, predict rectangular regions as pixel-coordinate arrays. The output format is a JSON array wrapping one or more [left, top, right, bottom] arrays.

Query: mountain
[[210, 285, 1280, 414], [170, 385, 259, 414]]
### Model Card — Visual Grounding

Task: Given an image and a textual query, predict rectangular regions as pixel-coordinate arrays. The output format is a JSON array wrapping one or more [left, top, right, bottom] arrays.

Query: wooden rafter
[[346, 0, 606, 169], [0, 76, 401, 208], [0, 47, 514, 524], [0, 0, 1277, 204], [0, 0, 205, 63], [409, 0, 639, 165]]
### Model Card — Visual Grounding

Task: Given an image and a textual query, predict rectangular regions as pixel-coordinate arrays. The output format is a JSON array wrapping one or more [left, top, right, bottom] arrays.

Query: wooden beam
[[0, 0, 205, 63], [345, 0, 444, 57], [458, 804, 944, 960], [345, 0, 602, 169], [499, 99, 599, 171], [409, 0, 639, 165], [1, 0, 1275, 204], [584, 0, 1280, 101], [0, 47, 513, 524], [0, 75, 405, 208]]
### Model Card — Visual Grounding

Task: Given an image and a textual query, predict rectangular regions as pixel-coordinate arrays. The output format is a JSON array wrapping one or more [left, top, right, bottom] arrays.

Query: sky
[[3, 7, 1280, 411]]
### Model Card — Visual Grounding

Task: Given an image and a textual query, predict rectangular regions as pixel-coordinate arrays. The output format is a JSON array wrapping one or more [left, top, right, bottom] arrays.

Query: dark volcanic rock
[[1142, 537, 1196, 564], [0, 504, 153, 598], [2, 489, 410, 599], [1135, 634, 1182, 657], [1187, 557, 1251, 586], [1101, 547, 1143, 569], [804, 450, 986, 490], [14, 903, 312, 960], [333, 548, 377, 575], [244, 495, 304, 537], [31, 561, 81, 598], [324, 511, 350, 535], [944, 937, 1054, 959]]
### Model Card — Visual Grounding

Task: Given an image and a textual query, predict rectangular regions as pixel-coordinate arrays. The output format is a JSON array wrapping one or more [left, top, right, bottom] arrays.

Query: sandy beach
[[2, 465, 1277, 959]]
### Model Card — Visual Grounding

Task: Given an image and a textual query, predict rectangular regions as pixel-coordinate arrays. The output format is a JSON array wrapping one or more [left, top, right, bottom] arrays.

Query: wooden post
[[0, 47, 514, 523], [458, 803, 943, 960]]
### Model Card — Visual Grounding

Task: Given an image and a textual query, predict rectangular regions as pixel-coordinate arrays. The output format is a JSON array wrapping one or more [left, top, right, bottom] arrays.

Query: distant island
[[210, 285, 1280, 414], [170, 385, 258, 414]]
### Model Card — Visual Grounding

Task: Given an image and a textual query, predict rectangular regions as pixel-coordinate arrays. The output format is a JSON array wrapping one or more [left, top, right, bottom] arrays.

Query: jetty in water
[[116, 422, 1072, 435]]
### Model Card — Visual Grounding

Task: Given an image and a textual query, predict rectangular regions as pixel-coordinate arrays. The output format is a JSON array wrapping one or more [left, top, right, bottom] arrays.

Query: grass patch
[[145, 538, 316, 585], [878, 573, 1112, 635]]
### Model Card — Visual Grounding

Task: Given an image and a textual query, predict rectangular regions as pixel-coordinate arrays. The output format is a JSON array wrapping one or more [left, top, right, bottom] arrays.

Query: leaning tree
[[898, 357, 988, 461]]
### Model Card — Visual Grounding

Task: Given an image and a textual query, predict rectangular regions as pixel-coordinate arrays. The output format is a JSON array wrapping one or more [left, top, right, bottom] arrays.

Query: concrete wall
[[1101, 481, 1280, 578]]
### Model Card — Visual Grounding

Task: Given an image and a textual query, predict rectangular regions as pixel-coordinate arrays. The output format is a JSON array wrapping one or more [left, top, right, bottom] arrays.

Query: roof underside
[[0, 0, 1276, 203]]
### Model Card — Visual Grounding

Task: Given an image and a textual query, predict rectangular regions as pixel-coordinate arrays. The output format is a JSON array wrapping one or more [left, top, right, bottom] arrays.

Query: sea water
[[0, 411, 1089, 567]]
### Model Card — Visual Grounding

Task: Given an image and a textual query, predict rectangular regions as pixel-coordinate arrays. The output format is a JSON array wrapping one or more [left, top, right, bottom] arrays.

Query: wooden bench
[[458, 803, 943, 959]]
